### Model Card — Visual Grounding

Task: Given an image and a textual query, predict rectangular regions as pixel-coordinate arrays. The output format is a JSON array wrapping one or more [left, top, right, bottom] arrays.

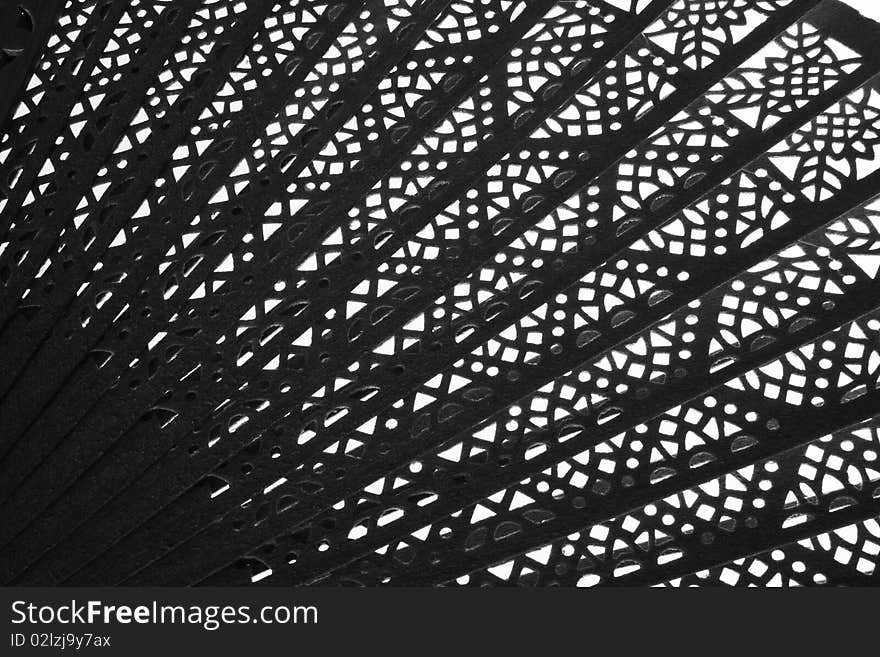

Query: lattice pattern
[[2, 0, 880, 588]]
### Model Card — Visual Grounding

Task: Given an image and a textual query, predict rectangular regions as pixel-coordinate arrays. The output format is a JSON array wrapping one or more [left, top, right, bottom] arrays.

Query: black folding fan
[[1, 0, 879, 587]]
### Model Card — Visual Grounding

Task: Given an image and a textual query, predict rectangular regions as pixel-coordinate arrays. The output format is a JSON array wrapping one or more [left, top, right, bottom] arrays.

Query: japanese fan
[[1, 0, 880, 587]]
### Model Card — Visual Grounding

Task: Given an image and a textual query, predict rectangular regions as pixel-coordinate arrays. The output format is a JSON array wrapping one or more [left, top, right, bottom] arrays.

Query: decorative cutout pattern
[[2, 0, 880, 588]]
